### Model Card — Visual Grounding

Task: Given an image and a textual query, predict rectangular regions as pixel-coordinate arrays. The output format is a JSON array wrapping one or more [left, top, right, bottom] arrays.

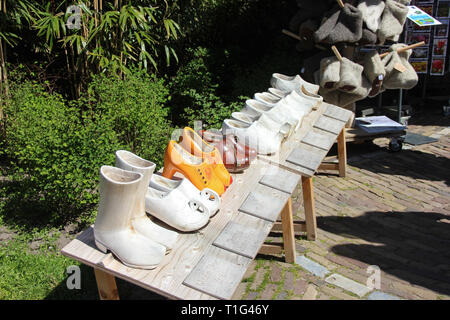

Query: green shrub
[[86, 70, 173, 168], [169, 47, 247, 129], [2, 81, 121, 226]]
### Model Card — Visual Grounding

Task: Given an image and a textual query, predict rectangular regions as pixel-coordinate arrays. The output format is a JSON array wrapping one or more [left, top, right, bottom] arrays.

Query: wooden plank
[[182, 246, 252, 300], [238, 183, 290, 222], [259, 166, 301, 194], [314, 115, 345, 135], [271, 221, 306, 233], [323, 103, 353, 123], [286, 144, 327, 173], [318, 163, 339, 171], [302, 129, 336, 151], [302, 176, 317, 241], [94, 268, 120, 300], [213, 214, 273, 259], [281, 198, 296, 263], [259, 243, 283, 255]]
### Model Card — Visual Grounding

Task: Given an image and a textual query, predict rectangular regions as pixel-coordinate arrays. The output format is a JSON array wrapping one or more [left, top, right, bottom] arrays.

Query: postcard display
[[406, 0, 450, 76]]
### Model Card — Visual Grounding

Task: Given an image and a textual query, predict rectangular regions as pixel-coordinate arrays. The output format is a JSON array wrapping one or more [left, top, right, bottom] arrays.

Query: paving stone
[[325, 273, 373, 297], [250, 268, 267, 291], [275, 291, 288, 300], [306, 252, 339, 270], [242, 260, 257, 280], [293, 278, 308, 296], [283, 271, 295, 291], [367, 291, 401, 300], [259, 284, 278, 300], [246, 291, 259, 300], [319, 285, 358, 300], [269, 264, 283, 283], [295, 255, 331, 279], [302, 285, 318, 300]]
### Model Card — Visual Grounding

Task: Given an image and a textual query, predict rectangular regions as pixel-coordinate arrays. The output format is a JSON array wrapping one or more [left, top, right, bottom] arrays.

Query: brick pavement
[[232, 116, 450, 300]]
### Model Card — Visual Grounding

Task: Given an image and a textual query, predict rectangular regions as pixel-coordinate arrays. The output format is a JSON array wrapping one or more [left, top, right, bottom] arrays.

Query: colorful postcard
[[435, 18, 449, 37], [411, 47, 429, 59], [407, 5, 441, 26], [437, 1, 450, 18], [433, 38, 448, 56], [407, 32, 431, 45], [410, 59, 429, 74], [431, 58, 446, 75]]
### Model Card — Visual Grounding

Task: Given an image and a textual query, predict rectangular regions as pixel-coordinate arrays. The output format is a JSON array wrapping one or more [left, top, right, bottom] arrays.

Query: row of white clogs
[[93, 150, 221, 269], [221, 73, 322, 155]]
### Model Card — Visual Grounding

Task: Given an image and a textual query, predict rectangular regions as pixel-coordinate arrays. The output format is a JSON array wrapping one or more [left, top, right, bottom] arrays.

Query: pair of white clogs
[[94, 150, 220, 269], [221, 73, 322, 155]]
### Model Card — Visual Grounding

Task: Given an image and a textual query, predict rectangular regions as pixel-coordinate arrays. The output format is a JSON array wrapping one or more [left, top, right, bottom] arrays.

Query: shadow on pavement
[[318, 211, 450, 296]]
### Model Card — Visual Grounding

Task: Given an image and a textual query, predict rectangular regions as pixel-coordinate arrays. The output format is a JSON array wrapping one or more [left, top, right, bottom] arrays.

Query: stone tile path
[[232, 117, 450, 300]]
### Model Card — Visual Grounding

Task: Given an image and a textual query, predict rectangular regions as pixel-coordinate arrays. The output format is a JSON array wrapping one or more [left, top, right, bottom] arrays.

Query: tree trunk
[[0, 0, 8, 122]]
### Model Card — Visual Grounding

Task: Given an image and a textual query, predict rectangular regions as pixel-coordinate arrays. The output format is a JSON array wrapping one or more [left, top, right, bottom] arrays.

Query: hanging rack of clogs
[[282, 0, 426, 151]]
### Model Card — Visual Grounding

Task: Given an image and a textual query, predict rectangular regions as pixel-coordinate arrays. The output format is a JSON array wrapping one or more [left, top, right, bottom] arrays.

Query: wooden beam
[[271, 220, 306, 233], [280, 198, 296, 263], [379, 41, 425, 58], [318, 163, 339, 171], [302, 176, 317, 241], [331, 45, 343, 62], [282, 29, 301, 41], [337, 128, 347, 178], [259, 243, 283, 255], [94, 268, 120, 300]]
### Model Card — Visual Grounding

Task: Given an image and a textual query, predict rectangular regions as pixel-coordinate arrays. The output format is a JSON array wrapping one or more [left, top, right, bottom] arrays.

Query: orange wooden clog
[[179, 127, 233, 188], [162, 140, 226, 196]]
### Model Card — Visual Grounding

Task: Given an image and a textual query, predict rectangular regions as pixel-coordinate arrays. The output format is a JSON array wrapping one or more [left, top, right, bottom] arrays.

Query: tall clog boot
[[179, 127, 232, 188], [93, 166, 166, 269], [162, 140, 226, 196], [115, 150, 179, 251]]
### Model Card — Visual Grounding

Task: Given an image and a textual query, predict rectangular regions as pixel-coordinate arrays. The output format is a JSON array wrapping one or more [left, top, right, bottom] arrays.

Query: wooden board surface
[[213, 213, 273, 259], [286, 144, 327, 172], [259, 103, 351, 177], [61, 159, 279, 300], [182, 246, 252, 300], [258, 166, 301, 194], [302, 129, 337, 151], [314, 115, 345, 135], [238, 183, 290, 222], [323, 103, 353, 122], [61, 102, 352, 300]]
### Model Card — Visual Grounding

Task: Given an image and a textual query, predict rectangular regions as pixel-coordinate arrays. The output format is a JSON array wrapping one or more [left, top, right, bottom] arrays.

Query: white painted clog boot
[[145, 182, 210, 232], [115, 150, 179, 251], [222, 119, 284, 155], [150, 173, 221, 217], [94, 166, 166, 269], [243, 99, 299, 133], [268, 87, 288, 99], [270, 73, 320, 95], [254, 92, 281, 106]]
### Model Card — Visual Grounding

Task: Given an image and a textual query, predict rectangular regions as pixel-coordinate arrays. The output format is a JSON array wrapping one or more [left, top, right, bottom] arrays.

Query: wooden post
[[302, 176, 317, 241], [280, 197, 296, 263], [337, 128, 347, 178], [94, 268, 120, 300], [379, 41, 425, 58]]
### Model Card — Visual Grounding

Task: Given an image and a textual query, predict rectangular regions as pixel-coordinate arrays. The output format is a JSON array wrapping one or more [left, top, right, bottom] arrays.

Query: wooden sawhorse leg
[[261, 197, 297, 263], [94, 268, 120, 300], [302, 176, 317, 241], [280, 197, 296, 263], [337, 128, 347, 178]]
